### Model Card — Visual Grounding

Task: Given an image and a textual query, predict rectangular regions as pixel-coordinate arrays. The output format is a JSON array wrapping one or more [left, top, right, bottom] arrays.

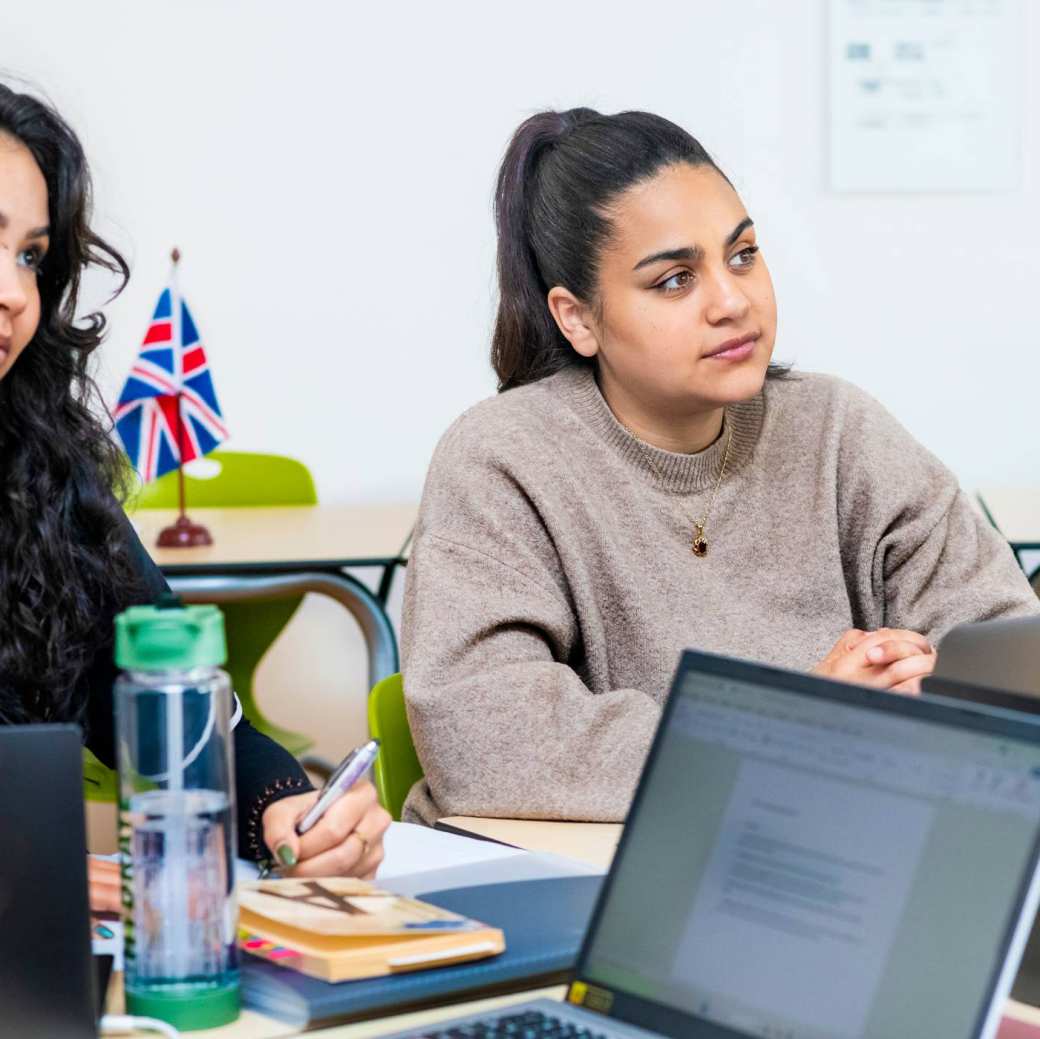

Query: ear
[[547, 286, 600, 359]]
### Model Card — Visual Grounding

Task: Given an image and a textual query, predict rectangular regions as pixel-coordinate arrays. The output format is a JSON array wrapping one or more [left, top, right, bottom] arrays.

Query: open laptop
[[387, 651, 1040, 1039], [925, 615, 1040, 699], [0, 725, 102, 1038]]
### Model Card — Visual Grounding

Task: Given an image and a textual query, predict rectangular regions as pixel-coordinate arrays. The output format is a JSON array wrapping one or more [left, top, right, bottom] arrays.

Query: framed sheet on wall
[[828, 0, 1024, 192]]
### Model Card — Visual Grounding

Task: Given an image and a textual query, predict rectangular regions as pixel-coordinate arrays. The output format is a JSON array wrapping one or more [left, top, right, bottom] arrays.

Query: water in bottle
[[114, 601, 240, 1030]]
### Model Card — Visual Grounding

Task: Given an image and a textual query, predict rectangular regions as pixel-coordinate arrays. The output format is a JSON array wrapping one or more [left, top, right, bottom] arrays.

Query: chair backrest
[[367, 673, 424, 821], [131, 450, 317, 509], [124, 450, 320, 760]]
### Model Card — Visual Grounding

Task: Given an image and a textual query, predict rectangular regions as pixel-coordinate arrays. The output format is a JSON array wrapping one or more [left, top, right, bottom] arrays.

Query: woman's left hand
[[261, 780, 391, 880]]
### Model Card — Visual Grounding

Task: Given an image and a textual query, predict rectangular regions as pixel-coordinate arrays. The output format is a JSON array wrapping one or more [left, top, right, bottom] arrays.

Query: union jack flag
[[113, 283, 229, 482]]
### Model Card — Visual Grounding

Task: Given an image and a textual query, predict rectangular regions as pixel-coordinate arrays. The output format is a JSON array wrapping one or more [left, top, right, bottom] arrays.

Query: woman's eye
[[656, 269, 693, 293], [17, 246, 45, 273], [730, 245, 759, 270]]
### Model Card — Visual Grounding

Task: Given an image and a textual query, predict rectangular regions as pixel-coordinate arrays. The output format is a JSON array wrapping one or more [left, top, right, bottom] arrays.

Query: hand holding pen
[[258, 739, 390, 880]]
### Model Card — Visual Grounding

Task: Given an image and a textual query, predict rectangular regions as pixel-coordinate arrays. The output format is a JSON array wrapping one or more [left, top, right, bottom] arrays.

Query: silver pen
[[295, 738, 380, 835]]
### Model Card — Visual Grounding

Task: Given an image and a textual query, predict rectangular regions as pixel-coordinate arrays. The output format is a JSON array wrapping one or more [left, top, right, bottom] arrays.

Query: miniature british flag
[[114, 269, 229, 482]]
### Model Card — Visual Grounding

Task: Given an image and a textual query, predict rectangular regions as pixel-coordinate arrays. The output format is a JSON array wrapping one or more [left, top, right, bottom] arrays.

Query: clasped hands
[[815, 627, 937, 694]]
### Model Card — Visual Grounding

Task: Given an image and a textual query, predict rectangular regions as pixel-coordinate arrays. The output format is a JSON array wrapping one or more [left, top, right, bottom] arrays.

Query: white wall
[[6, 0, 1039, 505]]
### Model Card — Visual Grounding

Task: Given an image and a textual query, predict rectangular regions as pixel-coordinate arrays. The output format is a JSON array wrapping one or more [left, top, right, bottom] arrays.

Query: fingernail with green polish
[[276, 843, 297, 867]]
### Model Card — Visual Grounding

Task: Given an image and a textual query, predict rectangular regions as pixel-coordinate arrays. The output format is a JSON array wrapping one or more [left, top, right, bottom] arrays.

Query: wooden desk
[[115, 983, 566, 1038], [977, 488, 1040, 559], [134, 505, 418, 575], [131, 504, 418, 687], [439, 817, 621, 872]]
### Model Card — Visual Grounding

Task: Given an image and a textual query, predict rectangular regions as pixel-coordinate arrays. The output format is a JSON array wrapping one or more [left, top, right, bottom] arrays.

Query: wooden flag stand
[[156, 248, 214, 548], [156, 459, 213, 547]]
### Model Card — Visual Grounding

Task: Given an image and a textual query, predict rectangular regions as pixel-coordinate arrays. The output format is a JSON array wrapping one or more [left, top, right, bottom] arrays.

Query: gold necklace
[[624, 416, 733, 557]]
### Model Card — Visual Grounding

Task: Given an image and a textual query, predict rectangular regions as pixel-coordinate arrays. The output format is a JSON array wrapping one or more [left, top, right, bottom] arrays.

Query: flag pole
[[176, 394, 186, 519], [157, 247, 213, 548]]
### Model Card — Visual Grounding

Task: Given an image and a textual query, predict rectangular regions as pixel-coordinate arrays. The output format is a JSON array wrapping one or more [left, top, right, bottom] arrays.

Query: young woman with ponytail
[[401, 108, 1037, 825]]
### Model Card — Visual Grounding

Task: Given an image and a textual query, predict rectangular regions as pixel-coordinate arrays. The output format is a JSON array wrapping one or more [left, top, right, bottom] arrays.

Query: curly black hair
[[0, 84, 137, 724]]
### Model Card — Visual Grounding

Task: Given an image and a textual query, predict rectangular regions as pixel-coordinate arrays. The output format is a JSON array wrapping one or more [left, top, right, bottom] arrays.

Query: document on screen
[[676, 759, 933, 1039]]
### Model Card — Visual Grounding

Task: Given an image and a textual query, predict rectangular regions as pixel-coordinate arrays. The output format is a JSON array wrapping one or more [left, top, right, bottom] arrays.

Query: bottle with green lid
[[114, 600, 240, 1031]]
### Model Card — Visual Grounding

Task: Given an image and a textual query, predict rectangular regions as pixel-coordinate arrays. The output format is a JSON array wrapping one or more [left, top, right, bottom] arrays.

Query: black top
[[84, 517, 313, 860]]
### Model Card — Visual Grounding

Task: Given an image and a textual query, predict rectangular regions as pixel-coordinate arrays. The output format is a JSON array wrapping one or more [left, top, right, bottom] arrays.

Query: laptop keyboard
[[412, 1008, 608, 1039]]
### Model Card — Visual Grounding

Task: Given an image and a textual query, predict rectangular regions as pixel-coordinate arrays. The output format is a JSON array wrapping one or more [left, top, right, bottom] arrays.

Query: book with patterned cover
[[238, 878, 504, 983]]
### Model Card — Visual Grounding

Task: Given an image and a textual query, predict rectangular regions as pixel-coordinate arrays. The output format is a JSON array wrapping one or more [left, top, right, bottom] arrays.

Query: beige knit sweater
[[401, 366, 1038, 824]]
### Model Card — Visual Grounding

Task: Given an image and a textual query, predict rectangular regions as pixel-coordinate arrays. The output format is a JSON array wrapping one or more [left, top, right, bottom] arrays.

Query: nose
[[703, 266, 750, 325], [0, 249, 28, 319]]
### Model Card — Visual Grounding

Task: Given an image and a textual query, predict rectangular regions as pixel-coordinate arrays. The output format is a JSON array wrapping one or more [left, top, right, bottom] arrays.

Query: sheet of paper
[[237, 821, 526, 884], [829, 0, 1023, 191], [377, 821, 527, 879]]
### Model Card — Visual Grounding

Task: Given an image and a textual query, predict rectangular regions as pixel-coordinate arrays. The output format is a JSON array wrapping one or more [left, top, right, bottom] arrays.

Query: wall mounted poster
[[829, 0, 1023, 192]]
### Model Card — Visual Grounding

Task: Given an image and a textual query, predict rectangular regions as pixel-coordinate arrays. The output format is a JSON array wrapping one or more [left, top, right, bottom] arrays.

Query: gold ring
[[352, 831, 370, 857]]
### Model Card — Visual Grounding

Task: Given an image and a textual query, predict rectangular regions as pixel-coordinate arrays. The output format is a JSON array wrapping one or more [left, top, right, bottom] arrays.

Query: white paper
[[376, 821, 528, 879], [829, 0, 1023, 192]]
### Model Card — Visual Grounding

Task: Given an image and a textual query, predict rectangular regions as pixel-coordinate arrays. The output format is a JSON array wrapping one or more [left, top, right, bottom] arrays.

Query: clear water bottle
[[114, 601, 240, 1031]]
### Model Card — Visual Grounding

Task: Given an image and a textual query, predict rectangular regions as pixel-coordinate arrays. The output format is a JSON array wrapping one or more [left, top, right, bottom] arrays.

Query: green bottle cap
[[115, 602, 227, 671]]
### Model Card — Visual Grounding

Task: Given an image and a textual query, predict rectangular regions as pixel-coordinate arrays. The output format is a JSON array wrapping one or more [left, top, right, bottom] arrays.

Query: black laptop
[[386, 651, 1040, 1039], [0, 725, 103, 1038]]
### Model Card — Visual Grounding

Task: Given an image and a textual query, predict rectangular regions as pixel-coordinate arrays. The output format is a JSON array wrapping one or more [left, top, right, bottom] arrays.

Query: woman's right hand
[[88, 856, 121, 914], [814, 628, 936, 694]]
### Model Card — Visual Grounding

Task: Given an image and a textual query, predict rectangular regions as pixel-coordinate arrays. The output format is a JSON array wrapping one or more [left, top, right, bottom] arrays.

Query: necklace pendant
[[692, 525, 708, 557]]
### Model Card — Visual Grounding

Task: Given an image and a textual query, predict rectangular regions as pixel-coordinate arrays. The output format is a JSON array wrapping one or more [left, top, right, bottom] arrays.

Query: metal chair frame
[[168, 570, 399, 776]]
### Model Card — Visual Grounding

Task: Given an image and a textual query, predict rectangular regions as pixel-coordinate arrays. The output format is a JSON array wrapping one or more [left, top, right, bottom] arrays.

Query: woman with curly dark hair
[[0, 84, 389, 901]]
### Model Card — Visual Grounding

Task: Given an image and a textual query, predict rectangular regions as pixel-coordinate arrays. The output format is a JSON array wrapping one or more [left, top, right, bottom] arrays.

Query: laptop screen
[[579, 657, 1040, 1039]]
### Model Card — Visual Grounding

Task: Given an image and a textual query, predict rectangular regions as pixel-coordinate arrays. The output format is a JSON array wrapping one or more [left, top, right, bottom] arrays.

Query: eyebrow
[[632, 217, 755, 272], [0, 210, 50, 238]]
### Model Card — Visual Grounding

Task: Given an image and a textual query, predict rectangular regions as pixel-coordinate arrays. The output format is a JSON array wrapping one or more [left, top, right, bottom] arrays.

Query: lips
[[703, 331, 759, 361]]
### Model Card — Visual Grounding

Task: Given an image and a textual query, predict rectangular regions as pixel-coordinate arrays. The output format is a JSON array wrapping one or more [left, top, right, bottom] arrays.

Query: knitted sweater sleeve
[[832, 380, 1039, 640], [400, 420, 660, 824]]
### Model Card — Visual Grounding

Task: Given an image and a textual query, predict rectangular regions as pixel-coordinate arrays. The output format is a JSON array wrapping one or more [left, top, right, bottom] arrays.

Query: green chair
[[84, 748, 120, 803], [132, 450, 318, 758], [367, 673, 424, 821]]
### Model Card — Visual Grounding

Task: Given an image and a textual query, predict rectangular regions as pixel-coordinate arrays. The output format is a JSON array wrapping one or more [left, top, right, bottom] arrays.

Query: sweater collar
[[551, 363, 765, 494]]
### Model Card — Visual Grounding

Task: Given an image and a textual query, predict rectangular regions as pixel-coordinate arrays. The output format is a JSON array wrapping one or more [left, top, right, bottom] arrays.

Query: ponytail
[[491, 112, 576, 394]]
